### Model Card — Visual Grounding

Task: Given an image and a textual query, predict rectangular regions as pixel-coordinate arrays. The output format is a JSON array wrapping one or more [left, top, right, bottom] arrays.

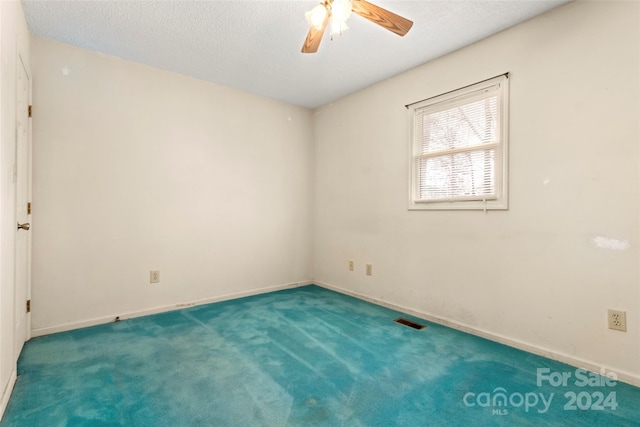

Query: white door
[[15, 53, 31, 358]]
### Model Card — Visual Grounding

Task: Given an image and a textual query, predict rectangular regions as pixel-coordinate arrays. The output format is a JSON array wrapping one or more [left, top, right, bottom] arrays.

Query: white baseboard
[[28, 279, 640, 387], [31, 281, 310, 338], [0, 368, 17, 422], [314, 281, 640, 388]]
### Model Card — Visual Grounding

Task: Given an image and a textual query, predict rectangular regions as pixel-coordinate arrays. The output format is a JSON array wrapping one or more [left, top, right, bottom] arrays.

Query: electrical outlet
[[366, 264, 372, 276], [349, 261, 354, 271], [608, 309, 626, 332], [150, 270, 160, 284]]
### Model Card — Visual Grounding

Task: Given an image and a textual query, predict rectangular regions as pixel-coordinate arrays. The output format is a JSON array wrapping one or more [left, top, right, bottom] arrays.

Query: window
[[409, 74, 509, 210]]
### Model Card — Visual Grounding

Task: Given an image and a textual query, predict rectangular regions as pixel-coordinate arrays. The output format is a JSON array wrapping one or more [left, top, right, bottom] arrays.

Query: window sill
[[408, 199, 508, 211]]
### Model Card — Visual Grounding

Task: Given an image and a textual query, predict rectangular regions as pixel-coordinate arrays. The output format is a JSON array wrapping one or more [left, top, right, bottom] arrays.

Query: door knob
[[17, 222, 30, 231]]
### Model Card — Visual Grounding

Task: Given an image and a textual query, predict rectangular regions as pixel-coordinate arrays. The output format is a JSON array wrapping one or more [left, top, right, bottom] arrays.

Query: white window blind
[[409, 75, 509, 210]]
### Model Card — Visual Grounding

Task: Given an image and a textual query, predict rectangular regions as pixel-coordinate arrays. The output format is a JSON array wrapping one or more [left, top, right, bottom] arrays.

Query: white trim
[[0, 369, 17, 422], [408, 74, 509, 211], [28, 279, 640, 387], [314, 281, 640, 387], [416, 141, 499, 160], [31, 281, 311, 337]]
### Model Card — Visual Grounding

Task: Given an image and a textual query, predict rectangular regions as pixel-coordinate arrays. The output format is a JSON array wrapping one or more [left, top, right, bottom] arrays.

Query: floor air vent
[[394, 318, 426, 330]]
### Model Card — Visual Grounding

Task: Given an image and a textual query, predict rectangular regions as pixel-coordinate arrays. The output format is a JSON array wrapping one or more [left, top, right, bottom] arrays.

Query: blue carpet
[[2, 285, 639, 426]]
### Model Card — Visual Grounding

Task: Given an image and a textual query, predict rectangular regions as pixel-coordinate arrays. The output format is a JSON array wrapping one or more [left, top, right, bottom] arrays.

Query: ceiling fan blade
[[351, 0, 413, 37], [301, 15, 330, 53]]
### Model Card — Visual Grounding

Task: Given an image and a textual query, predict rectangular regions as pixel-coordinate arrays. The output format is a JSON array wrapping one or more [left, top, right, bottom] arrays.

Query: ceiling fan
[[301, 0, 413, 53]]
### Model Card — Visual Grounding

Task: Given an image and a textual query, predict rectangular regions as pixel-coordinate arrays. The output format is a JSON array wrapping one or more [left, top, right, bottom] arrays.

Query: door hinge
[[26, 299, 31, 313], [27, 202, 31, 215], [28, 105, 32, 118]]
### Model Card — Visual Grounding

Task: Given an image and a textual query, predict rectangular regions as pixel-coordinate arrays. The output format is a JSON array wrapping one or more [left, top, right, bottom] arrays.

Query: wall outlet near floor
[[150, 270, 160, 284], [349, 261, 354, 271], [607, 309, 626, 332], [366, 264, 372, 276]]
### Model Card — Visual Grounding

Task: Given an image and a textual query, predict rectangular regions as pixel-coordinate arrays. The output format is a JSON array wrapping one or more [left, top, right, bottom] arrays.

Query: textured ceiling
[[22, 0, 570, 109]]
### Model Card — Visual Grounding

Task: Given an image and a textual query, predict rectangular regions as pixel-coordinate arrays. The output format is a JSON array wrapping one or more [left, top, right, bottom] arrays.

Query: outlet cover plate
[[608, 309, 626, 332], [150, 270, 160, 284]]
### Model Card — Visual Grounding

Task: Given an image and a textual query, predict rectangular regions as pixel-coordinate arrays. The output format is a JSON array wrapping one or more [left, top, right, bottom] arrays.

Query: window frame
[[408, 74, 509, 211]]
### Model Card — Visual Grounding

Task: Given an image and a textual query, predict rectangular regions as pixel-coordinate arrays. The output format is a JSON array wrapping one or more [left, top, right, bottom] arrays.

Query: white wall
[[30, 37, 313, 334], [0, 0, 30, 418], [313, 1, 640, 383]]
